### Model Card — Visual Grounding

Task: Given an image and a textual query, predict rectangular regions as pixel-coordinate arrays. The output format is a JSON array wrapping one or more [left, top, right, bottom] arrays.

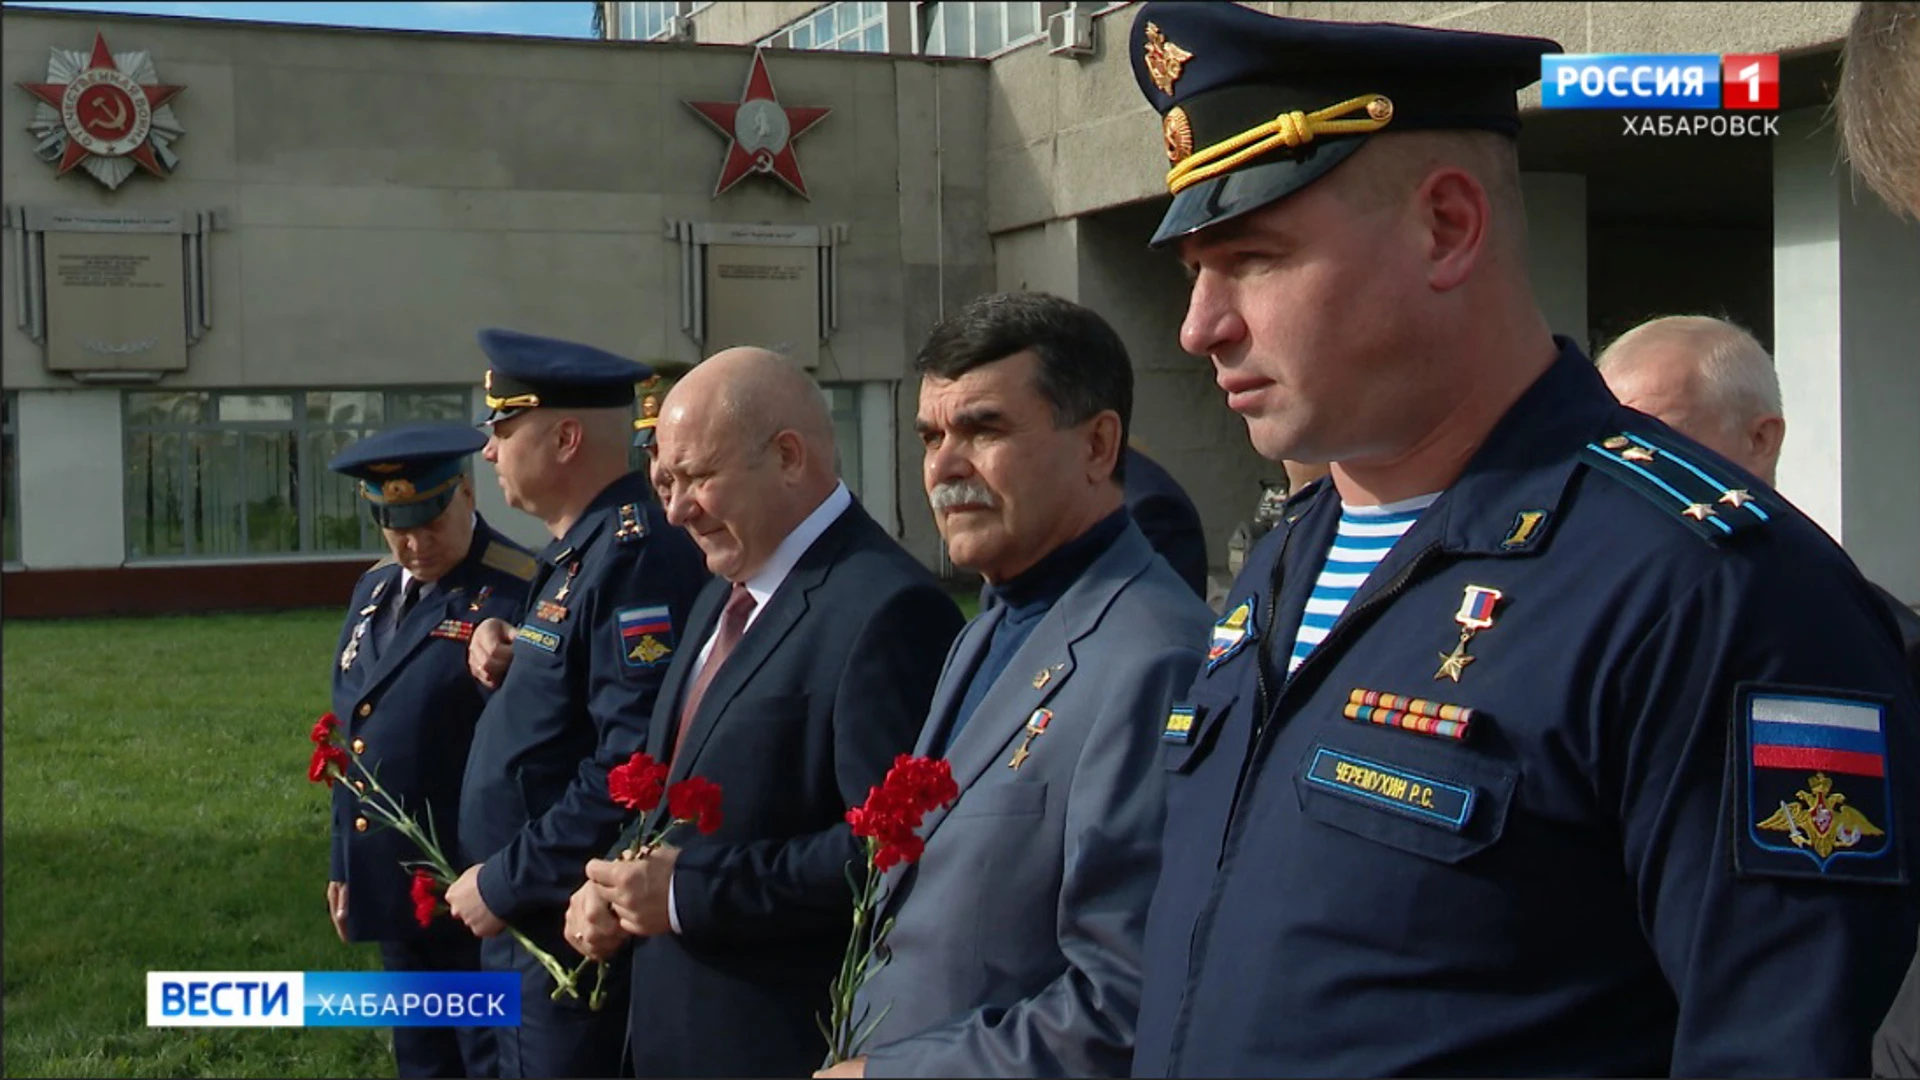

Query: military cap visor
[[476, 327, 653, 426], [328, 423, 486, 530], [1130, 3, 1561, 247]]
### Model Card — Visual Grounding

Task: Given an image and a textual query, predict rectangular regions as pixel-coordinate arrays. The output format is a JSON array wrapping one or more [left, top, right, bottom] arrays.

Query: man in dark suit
[[325, 423, 537, 1078], [449, 329, 710, 1079], [1123, 445, 1209, 599], [565, 346, 964, 1079]]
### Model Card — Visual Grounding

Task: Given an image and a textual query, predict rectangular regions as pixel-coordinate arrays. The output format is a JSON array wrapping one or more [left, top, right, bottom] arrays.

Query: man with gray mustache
[[816, 291, 1213, 1079]]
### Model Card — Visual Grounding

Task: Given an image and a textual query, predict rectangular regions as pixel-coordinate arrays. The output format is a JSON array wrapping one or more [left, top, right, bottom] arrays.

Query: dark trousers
[[379, 934, 499, 1078], [481, 932, 630, 1079]]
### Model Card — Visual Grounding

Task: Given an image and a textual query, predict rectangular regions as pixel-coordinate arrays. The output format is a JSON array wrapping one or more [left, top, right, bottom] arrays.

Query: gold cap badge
[[1143, 22, 1193, 95], [1163, 106, 1194, 165]]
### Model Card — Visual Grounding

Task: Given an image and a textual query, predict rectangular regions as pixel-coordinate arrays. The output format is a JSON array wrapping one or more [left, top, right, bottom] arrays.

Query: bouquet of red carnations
[[819, 754, 959, 1066], [306, 711, 582, 1000], [567, 751, 725, 1010]]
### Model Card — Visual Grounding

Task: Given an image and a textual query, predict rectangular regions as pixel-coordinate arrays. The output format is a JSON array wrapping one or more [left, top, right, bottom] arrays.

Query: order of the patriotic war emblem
[[18, 31, 186, 190]]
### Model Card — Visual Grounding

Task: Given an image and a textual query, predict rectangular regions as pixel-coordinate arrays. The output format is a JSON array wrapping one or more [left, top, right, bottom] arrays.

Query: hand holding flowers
[[306, 711, 582, 1001], [567, 752, 725, 1010]]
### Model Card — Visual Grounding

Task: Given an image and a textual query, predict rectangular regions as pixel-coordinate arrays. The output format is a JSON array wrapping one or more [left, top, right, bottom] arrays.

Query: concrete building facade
[[3, 2, 1915, 617]]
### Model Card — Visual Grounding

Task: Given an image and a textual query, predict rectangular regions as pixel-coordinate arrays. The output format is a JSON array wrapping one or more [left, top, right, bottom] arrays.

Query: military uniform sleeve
[[1607, 553, 1920, 1076], [865, 641, 1202, 1079], [476, 541, 695, 918], [669, 584, 964, 942], [327, 600, 360, 883]]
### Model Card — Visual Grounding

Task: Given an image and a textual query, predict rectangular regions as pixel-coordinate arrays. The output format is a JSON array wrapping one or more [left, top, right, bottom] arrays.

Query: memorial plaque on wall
[[42, 229, 186, 372], [704, 243, 819, 368]]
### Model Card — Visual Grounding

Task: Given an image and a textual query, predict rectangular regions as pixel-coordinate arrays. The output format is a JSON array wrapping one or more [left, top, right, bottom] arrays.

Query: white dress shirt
[[667, 482, 852, 932]]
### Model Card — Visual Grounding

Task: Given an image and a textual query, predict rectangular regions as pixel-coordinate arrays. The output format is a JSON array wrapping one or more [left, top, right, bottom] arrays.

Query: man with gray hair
[[1596, 315, 1785, 483], [1597, 314, 1920, 687]]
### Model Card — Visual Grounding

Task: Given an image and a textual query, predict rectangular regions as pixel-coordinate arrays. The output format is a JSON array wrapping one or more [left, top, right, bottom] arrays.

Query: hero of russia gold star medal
[[1435, 584, 1503, 683]]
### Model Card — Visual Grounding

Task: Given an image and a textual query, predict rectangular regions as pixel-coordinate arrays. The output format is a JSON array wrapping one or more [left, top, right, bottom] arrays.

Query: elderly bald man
[[564, 347, 964, 1078]]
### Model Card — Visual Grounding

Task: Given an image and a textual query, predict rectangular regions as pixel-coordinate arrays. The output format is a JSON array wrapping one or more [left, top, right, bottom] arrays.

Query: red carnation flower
[[308, 743, 350, 786], [410, 870, 441, 928], [668, 776, 725, 835], [846, 756, 957, 872], [311, 711, 340, 745], [872, 833, 925, 873], [608, 752, 669, 812]]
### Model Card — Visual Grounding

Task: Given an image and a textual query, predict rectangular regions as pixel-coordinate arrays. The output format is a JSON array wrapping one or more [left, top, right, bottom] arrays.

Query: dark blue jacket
[[329, 515, 535, 941], [618, 499, 964, 1079], [458, 471, 710, 950], [1135, 341, 1920, 1077], [1125, 447, 1210, 599]]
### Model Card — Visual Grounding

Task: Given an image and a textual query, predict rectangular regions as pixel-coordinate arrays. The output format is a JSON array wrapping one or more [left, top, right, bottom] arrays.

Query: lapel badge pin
[[1008, 708, 1053, 770], [1435, 584, 1503, 683], [554, 561, 581, 601], [468, 584, 492, 613]]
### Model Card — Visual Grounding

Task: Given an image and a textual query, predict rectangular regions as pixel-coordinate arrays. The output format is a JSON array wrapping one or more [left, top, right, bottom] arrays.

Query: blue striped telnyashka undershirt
[[1287, 492, 1439, 676]]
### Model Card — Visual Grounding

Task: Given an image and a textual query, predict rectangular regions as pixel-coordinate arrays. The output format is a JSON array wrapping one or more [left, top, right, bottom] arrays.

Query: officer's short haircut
[[915, 291, 1134, 483], [1598, 315, 1782, 426], [1837, 2, 1920, 219]]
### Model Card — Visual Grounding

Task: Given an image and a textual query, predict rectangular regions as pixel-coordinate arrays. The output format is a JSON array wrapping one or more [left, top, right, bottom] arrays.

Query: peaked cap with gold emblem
[[328, 423, 488, 529], [1129, 2, 1561, 247], [476, 327, 654, 426]]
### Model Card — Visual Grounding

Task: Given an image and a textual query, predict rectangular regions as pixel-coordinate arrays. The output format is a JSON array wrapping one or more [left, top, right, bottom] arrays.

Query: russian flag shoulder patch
[[1734, 684, 1903, 884]]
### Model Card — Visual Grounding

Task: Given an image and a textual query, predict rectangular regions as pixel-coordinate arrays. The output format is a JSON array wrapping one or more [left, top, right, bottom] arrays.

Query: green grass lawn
[[3, 588, 982, 1077], [3, 610, 393, 1078]]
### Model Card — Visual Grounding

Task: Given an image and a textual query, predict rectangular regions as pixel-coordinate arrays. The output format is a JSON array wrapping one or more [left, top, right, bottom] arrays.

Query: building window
[[123, 388, 470, 561], [762, 1, 888, 53], [614, 0, 710, 41], [822, 383, 866, 497], [919, 1, 1043, 58], [2, 392, 17, 566]]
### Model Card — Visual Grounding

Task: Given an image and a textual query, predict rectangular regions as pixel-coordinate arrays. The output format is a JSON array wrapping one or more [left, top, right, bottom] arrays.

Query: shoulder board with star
[[480, 540, 537, 581], [1580, 429, 1771, 544], [614, 502, 649, 544]]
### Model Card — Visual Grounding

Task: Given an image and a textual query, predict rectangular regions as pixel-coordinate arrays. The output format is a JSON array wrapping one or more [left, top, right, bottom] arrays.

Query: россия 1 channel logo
[[1542, 53, 1780, 136]]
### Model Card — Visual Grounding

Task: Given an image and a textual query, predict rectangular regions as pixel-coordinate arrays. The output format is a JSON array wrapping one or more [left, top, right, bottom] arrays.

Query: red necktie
[[671, 583, 756, 768]]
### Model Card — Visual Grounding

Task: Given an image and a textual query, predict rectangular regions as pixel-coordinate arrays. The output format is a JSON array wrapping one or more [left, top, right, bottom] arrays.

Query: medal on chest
[[1434, 584, 1503, 683]]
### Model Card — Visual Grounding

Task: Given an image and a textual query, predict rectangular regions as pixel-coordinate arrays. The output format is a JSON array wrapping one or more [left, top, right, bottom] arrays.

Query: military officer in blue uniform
[[1125, 5, 1920, 1076], [446, 329, 709, 1079], [327, 423, 538, 1078]]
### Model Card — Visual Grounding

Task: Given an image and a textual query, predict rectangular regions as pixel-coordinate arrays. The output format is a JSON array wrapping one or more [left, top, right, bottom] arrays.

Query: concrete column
[[857, 381, 899, 536], [1520, 173, 1590, 351], [993, 217, 1083, 298], [1773, 106, 1920, 604], [16, 388, 125, 569]]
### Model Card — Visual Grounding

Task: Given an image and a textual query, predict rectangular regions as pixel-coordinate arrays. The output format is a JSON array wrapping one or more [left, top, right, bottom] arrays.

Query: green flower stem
[[823, 837, 888, 1066], [325, 749, 582, 1001], [553, 817, 689, 1013]]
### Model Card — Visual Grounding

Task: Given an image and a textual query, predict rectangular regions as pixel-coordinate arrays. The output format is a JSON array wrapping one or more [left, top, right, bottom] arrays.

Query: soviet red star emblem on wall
[[19, 31, 187, 191], [685, 50, 830, 200]]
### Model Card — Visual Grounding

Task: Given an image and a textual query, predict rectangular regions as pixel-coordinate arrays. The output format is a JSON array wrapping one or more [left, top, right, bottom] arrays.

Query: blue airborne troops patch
[[1208, 597, 1258, 671], [1734, 685, 1902, 885]]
